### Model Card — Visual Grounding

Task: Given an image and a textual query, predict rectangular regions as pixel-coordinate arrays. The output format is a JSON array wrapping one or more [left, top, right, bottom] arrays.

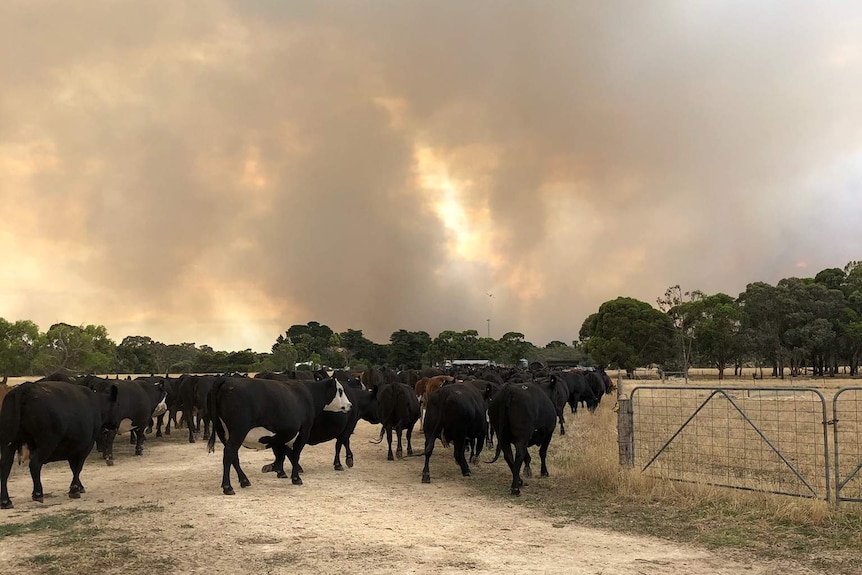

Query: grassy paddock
[[464, 381, 862, 573]]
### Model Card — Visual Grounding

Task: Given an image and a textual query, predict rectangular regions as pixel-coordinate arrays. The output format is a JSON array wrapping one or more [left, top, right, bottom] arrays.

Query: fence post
[[618, 398, 634, 467]]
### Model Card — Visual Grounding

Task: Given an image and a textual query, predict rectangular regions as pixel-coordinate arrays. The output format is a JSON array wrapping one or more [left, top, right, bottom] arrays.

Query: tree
[[498, 332, 530, 366], [33, 323, 116, 374], [657, 285, 705, 378], [689, 293, 744, 380], [580, 297, 674, 376], [116, 335, 158, 374], [387, 330, 431, 369], [0, 318, 40, 378], [271, 339, 298, 371]]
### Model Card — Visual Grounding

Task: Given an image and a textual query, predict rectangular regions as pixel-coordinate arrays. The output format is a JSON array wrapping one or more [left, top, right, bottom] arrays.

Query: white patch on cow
[[220, 417, 229, 441], [152, 396, 167, 418], [118, 418, 134, 435], [285, 432, 299, 449], [242, 427, 274, 450], [323, 382, 352, 413]]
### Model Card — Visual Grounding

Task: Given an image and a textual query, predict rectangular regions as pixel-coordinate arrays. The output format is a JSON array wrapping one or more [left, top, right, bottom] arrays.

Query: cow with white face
[[207, 377, 352, 495]]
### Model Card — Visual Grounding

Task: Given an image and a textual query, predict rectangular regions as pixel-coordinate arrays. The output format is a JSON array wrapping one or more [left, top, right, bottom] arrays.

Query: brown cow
[[419, 375, 454, 426]]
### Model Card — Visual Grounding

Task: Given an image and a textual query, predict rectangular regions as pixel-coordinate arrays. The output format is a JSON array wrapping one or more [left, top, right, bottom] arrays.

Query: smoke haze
[[2, 1, 861, 351]]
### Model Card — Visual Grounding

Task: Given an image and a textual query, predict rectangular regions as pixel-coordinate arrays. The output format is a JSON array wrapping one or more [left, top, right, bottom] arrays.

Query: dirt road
[[0, 420, 821, 575]]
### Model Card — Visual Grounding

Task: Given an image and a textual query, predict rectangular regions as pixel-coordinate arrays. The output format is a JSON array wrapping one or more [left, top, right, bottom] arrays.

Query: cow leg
[[511, 444, 528, 496], [395, 426, 404, 459], [188, 418, 196, 443], [103, 428, 118, 466], [221, 442, 242, 495], [29, 457, 45, 503], [344, 437, 354, 468], [558, 410, 566, 435], [523, 450, 533, 478], [155, 413, 164, 437], [333, 439, 344, 471], [499, 442, 520, 495], [289, 440, 306, 485], [406, 425, 415, 456], [272, 445, 289, 478], [453, 437, 471, 477], [129, 429, 137, 445], [202, 417, 211, 441], [0, 444, 14, 509], [385, 426, 394, 461], [421, 433, 435, 483], [67, 454, 87, 499], [134, 426, 146, 456], [539, 438, 551, 478], [146, 417, 154, 435]]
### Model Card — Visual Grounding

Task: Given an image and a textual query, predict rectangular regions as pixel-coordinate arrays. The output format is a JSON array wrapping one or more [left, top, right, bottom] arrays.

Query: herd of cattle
[[0, 366, 614, 509]]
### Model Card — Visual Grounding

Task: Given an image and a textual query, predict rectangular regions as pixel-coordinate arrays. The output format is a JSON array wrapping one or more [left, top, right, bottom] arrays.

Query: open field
[[3, 376, 862, 574]]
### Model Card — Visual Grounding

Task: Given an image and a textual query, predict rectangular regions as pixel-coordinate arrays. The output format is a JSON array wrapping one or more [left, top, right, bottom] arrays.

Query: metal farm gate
[[833, 387, 862, 505], [627, 386, 831, 500]]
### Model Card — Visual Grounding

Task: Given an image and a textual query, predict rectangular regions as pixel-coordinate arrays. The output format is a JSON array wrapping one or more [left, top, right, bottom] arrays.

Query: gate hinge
[[825, 419, 838, 426]]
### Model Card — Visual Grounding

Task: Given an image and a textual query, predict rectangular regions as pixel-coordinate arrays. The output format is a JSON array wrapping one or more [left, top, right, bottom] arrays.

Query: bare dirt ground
[[0, 419, 824, 575]]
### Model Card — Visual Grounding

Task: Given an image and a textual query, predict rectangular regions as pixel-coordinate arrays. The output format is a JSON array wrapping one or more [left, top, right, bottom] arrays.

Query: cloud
[[1, 1, 861, 351]]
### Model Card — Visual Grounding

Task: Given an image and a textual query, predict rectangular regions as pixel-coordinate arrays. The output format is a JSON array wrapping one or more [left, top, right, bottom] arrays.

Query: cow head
[[323, 381, 353, 413]]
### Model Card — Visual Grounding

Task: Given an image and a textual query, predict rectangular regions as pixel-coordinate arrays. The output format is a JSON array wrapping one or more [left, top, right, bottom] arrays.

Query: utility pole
[[485, 292, 494, 338]]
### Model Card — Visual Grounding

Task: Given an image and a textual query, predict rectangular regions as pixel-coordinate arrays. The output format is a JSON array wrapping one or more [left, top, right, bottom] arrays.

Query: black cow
[[376, 382, 421, 460], [488, 382, 557, 496], [262, 383, 380, 473], [153, 376, 183, 437], [178, 375, 216, 443], [207, 377, 352, 494], [559, 371, 598, 414], [538, 375, 571, 435], [421, 384, 487, 484], [0, 381, 119, 509], [82, 376, 166, 464]]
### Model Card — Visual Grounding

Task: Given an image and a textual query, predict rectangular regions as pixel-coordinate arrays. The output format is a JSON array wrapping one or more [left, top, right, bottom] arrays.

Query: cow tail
[[0, 384, 23, 449], [207, 379, 225, 453], [485, 391, 509, 464]]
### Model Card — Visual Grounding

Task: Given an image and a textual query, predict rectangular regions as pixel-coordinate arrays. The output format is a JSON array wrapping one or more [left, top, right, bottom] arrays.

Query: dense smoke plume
[[2, 1, 861, 350]]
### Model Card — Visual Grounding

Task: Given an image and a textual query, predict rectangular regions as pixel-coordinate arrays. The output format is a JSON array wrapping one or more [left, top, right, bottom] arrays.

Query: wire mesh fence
[[630, 386, 830, 500], [834, 387, 862, 505]]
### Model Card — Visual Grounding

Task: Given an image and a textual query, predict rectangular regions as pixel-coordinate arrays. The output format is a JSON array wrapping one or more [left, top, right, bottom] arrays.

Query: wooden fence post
[[616, 371, 634, 467]]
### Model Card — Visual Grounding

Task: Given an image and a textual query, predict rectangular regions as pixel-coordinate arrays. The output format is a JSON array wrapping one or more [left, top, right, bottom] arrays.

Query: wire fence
[[630, 386, 830, 500], [834, 387, 862, 505]]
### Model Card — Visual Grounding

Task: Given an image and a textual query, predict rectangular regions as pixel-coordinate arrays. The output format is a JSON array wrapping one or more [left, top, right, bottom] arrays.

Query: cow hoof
[[541, 471, 549, 478], [510, 488, 521, 496], [32, 494, 43, 503], [69, 490, 81, 499], [346, 456, 354, 468], [297, 465, 305, 474], [203, 433, 210, 440], [135, 450, 143, 456], [407, 447, 414, 456], [0, 499, 12, 509], [462, 470, 471, 477], [189, 438, 196, 444], [276, 471, 288, 479], [165, 429, 171, 436], [387, 453, 394, 461], [292, 477, 303, 486], [334, 463, 344, 471], [240, 479, 251, 488], [261, 464, 274, 473], [156, 431, 163, 438], [106, 458, 114, 467], [560, 429, 565, 436], [396, 450, 403, 459], [421, 473, 431, 484], [524, 467, 533, 479], [78, 486, 86, 494], [223, 487, 235, 496]]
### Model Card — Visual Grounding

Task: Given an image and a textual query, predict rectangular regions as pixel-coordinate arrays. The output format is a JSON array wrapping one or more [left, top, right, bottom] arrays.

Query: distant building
[[446, 359, 494, 367]]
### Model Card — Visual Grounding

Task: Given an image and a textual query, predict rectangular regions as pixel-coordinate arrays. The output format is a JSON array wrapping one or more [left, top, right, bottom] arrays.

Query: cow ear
[[109, 384, 119, 402]]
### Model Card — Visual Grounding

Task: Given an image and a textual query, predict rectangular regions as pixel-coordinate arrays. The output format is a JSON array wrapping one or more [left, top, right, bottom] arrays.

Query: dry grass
[[467, 379, 862, 574]]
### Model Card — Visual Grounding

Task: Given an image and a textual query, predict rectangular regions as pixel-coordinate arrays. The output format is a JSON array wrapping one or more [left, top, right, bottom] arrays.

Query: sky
[[2, 1, 861, 353]]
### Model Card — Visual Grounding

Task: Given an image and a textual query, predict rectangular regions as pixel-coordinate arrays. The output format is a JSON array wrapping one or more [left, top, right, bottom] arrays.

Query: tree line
[[0, 319, 587, 378], [580, 261, 862, 378], [5, 260, 857, 379]]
